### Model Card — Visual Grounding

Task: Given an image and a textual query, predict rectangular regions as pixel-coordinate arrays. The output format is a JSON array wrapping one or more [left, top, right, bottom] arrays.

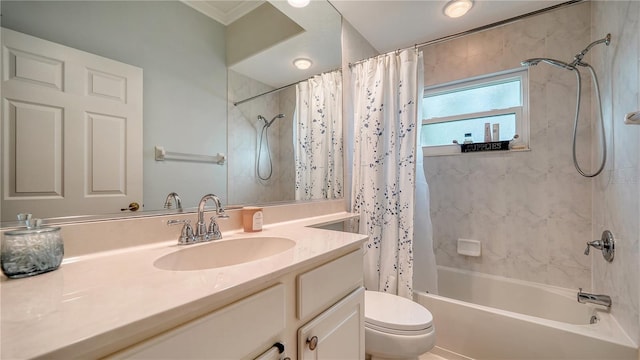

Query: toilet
[[364, 290, 435, 360]]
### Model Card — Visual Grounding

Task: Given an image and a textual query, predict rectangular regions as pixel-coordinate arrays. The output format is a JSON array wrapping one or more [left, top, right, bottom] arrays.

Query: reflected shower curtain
[[294, 70, 343, 200], [350, 49, 422, 298]]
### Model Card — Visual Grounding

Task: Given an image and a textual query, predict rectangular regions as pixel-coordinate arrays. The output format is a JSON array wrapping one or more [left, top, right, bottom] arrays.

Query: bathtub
[[415, 266, 638, 359]]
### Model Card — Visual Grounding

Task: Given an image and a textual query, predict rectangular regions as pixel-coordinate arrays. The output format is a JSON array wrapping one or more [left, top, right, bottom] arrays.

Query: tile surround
[[591, 0, 640, 345], [422, 0, 640, 345], [422, 2, 593, 290], [227, 70, 295, 205]]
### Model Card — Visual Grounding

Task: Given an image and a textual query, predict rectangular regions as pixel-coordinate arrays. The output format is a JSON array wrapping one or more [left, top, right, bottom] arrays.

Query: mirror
[[0, 0, 342, 224], [227, 0, 342, 205]]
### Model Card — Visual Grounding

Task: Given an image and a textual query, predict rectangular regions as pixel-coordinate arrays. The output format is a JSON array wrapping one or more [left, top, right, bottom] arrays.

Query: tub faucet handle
[[584, 240, 602, 255], [584, 230, 615, 262]]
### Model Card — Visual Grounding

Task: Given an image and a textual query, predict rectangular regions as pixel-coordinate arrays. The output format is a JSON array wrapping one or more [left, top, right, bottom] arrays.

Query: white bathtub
[[415, 266, 638, 359]]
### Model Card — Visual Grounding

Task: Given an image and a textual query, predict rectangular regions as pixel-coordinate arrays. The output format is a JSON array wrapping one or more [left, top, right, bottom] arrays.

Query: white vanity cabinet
[[109, 249, 364, 360], [296, 250, 365, 360]]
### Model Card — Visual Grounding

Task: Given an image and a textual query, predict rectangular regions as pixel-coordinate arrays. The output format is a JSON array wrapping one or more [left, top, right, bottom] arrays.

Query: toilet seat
[[364, 290, 433, 335]]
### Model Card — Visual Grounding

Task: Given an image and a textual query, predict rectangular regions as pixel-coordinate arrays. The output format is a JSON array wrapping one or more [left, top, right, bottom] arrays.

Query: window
[[421, 69, 529, 156]]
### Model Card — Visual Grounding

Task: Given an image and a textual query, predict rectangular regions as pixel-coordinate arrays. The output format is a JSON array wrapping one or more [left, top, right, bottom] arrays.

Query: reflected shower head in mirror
[[258, 114, 285, 127], [256, 113, 285, 181], [267, 114, 285, 127], [521, 57, 575, 71]]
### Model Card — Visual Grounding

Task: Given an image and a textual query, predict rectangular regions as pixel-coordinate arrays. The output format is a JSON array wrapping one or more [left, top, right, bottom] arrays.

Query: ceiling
[[330, 0, 568, 53], [185, 0, 568, 53], [182, 0, 569, 88], [182, 0, 263, 25]]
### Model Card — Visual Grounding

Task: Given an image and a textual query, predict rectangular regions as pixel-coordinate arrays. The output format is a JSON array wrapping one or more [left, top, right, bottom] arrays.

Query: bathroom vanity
[[0, 209, 367, 359]]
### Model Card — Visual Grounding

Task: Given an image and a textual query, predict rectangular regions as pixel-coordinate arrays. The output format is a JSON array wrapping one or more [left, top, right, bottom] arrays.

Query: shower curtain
[[350, 49, 422, 298], [294, 70, 343, 200]]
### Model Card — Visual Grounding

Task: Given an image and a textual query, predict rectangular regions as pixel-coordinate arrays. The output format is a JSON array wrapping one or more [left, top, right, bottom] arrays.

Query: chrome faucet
[[195, 194, 229, 242], [163, 192, 183, 211], [577, 288, 612, 309], [166, 194, 228, 245]]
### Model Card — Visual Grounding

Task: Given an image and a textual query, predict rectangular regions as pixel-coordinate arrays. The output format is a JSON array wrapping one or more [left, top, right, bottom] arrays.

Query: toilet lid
[[365, 290, 433, 332]]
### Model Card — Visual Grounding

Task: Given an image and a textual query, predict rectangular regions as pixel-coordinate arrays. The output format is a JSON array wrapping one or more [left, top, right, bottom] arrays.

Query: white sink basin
[[154, 236, 296, 271]]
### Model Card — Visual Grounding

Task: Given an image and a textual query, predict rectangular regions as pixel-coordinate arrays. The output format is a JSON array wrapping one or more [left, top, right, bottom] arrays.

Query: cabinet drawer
[[113, 284, 286, 359], [297, 249, 363, 320]]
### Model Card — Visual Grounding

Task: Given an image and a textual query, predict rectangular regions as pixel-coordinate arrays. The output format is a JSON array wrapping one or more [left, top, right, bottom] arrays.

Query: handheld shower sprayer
[[520, 34, 611, 178], [259, 114, 285, 128], [521, 34, 611, 71], [268, 113, 285, 127], [256, 114, 286, 180], [520, 58, 575, 70]]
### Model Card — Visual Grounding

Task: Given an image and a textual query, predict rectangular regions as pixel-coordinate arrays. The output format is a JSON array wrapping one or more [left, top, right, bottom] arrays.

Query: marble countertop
[[1, 212, 366, 359]]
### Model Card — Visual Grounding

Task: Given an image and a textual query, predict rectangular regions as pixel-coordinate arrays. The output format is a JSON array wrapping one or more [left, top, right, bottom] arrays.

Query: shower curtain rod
[[233, 67, 342, 106], [348, 0, 582, 68]]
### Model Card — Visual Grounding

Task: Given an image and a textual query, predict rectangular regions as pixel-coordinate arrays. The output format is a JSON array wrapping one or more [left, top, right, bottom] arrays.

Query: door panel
[[1, 28, 143, 220]]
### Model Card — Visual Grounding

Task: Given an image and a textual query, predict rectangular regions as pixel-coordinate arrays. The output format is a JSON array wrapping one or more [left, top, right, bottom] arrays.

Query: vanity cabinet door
[[298, 287, 365, 360], [112, 284, 286, 359]]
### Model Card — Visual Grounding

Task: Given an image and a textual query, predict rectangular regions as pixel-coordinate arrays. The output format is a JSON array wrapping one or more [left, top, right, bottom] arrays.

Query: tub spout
[[577, 288, 611, 309]]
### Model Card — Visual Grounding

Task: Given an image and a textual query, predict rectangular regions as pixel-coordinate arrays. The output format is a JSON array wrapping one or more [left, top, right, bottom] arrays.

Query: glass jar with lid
[[1, 226, 64, 279]]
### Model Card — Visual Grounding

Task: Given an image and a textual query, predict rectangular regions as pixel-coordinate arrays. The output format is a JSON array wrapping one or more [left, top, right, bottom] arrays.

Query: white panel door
[[1, 28, 143, 220]]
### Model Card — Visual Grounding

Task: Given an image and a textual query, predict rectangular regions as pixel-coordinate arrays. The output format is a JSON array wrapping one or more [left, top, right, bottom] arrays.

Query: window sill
[[421, 145, 530, 157]]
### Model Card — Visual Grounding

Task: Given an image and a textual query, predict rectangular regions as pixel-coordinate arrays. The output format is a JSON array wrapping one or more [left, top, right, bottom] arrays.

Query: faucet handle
[[208, 216, 223, 240], [168, 219, 195, 244], [584, 240, 598, 255], [584, 231, 615, 262]]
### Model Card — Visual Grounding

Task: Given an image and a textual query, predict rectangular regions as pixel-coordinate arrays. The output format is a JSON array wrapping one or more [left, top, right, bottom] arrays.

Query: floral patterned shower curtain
[[294, 70, 343, 200], [350, 49, 422, 298]]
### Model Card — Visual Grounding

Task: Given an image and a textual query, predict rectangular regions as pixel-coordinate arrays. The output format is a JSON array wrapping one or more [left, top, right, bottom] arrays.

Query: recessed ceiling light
[[288, 0, 310, 8], [293, 58, 313, 70], [444, 0, 473, 18]]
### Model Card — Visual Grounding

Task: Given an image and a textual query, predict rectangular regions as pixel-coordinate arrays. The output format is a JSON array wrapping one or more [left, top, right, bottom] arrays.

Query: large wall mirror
[[0, 0, 342, 225]]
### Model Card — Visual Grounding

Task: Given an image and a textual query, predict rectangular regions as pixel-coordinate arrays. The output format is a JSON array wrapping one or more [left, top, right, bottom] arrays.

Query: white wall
[[591, 0, 640, 345], [1, 1, 228, 211]]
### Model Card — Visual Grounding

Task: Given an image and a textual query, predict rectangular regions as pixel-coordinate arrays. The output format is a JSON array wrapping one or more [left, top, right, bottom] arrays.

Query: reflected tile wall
[[591, 0, 640, 344], [227, 70, 295, 205], [422, 2, 593, 289]]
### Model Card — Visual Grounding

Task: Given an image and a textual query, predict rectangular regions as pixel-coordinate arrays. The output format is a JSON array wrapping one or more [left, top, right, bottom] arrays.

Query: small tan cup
[[242, 207, 263, 232]]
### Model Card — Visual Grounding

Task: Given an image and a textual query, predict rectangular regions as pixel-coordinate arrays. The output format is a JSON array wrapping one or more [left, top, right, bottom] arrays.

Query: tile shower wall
[[591, 0, 640, 344], [227, 70, 295, 205], [422, 2, 593, 288]]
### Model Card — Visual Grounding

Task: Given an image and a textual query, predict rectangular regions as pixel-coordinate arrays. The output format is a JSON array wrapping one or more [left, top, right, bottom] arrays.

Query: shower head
[[267, 114, 285, 127], [571, 33, 611, 67], [523, 34, 612, 71], [521, 57, 576, 71]]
